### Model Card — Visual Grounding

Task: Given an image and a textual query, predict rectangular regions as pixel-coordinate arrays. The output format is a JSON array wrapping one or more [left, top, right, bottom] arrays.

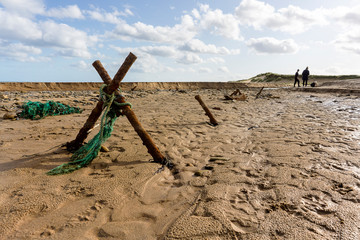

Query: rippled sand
[[1, 86, 360, 239]]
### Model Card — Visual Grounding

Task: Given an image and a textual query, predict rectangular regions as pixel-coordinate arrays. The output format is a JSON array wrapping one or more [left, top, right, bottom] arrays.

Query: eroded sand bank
[[0, 86, 360, 239]]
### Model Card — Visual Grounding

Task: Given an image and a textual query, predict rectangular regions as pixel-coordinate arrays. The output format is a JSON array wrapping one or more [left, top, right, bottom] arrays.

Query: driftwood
[[195, 95, 218, 126], [92, 60, 168, 165], [66, 53, 137, 151], [230, 89, 241, 96], [255, 86, 264, 99], [224, 89, 247, 101]]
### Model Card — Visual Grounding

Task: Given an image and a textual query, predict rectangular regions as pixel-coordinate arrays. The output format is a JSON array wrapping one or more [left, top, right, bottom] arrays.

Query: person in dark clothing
[[302, 67, 310, 87], [294, 69, 300, 87]]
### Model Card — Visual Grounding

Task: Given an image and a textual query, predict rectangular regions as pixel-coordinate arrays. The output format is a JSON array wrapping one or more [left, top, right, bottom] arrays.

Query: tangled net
[[19, 101, 83, 120], [47, 85, 131, 175]]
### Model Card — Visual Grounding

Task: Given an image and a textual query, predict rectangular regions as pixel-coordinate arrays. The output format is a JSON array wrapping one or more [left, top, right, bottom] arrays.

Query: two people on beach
[[294, 67, 310, 87]]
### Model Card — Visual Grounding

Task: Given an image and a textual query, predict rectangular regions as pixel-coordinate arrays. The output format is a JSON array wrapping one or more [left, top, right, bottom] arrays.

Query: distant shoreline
[[1, 73, 360, 92], [0, 82, 248, 92]]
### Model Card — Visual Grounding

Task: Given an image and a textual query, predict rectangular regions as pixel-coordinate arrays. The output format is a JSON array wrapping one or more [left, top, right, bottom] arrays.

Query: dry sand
[[1, 81, 360, 239]]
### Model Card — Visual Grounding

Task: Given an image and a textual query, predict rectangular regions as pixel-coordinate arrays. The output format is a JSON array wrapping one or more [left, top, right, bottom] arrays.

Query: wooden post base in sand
[[92, 60, 168, 165], [255, 86, 264, 99], [66, 53, 137, 152], [195, 95, 218, 126]]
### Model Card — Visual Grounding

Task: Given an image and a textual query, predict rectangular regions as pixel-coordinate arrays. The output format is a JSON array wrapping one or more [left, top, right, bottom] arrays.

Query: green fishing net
[[47, 85, 131, 175], [19, 100, 83, 120]]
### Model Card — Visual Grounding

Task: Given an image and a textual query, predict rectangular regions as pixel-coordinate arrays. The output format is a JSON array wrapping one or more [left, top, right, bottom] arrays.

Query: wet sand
[[0, 84, 360, 239]]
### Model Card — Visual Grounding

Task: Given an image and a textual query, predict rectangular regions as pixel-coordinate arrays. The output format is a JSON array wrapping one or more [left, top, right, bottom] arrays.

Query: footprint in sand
[[76, 200, 107, 222]]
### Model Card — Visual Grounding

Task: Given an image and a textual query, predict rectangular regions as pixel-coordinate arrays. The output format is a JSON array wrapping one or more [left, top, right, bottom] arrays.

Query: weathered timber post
[[195, 95, 218, 126], [66, 53, 137, 151], [92, 60, 168, 165], [255, 86, 264, 99], [230, 89, 241, 96]]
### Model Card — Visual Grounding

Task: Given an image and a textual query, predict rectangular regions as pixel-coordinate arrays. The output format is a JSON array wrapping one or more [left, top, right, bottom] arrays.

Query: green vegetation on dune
[[241, 72, 360, 83]]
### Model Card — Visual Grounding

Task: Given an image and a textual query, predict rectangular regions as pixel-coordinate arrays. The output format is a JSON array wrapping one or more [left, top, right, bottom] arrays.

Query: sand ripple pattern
[[0, 89, 359, 239]]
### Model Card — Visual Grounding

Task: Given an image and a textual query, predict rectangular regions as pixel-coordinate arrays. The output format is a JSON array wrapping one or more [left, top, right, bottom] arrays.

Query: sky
[[0, 0, 360, 82]]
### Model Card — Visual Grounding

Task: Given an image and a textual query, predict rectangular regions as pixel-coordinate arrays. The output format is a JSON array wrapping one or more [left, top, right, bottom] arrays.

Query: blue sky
[[0, 0, 360, 82]]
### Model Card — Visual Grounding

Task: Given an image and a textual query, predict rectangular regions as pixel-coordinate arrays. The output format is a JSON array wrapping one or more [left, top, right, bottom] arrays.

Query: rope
[[47, 85, 131, 175], [19, 101, 83, 120]]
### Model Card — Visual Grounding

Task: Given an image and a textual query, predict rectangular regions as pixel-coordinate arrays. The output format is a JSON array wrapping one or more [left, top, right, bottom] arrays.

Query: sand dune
[[0, 83, 360, 239]]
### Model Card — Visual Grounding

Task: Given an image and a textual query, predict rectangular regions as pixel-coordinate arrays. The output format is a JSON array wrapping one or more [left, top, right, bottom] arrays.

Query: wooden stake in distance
[[92, 60, 169, 167], [66, 53, 137, 151], [230, 89, 241, 96], [195, 95, 218, 126], [255, 86, 264, 99]]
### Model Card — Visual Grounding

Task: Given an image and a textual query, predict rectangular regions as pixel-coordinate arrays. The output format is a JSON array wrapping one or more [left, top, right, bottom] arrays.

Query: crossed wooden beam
[[66, 52, 170, 167]]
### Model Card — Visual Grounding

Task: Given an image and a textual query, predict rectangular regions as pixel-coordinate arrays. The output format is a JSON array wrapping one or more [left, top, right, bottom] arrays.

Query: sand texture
[[1, 83, 360, 239]]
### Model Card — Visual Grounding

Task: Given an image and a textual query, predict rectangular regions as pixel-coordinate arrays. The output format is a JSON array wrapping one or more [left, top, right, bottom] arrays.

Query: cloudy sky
[[0, 0, 360, 82]]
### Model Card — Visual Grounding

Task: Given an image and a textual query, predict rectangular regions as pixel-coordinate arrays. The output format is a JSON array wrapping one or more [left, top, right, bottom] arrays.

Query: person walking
[[302, 67, 310, 87], [294, 69, 300, 87]]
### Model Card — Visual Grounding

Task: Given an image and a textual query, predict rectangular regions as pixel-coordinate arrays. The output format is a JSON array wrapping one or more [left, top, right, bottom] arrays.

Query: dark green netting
[[19, 100, 83, 120], [47, 85, 131, 175]]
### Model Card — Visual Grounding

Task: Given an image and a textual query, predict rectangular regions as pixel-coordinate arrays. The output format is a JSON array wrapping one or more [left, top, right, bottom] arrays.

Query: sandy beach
[[1, 81, 360, 239]]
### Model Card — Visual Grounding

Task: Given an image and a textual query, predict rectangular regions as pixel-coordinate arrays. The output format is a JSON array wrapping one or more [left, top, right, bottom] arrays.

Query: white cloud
[[0, 3, 97, 59], [132, 54, 168, 73], [328, 5, 360, 25], [176, 52, 203, 64], [342, 12, 360, 25], [108, 14, 197, 44], [86, 7, 127, 24], [55, 48, 91, 58], [235, 0, 328, 34], [46, 5, 84, 19], [3, 0, 358, 76], [70, 60, 89, 69], [247, 37, 299, 54], [180, 39, 240, 55], [107, 4, 243, 44], [326, 5, 360, 55], [207, 57, 225, 64], [315, 65, 360, 75], [136, 46, 177, 57], [235, 0, 274, 29], [197, 4, 242, 40], [106, 49, 171, 74], [322, 66, 342, 75], [192, 9, 201, 19], [199, 67, 212, 73], [333, 30, 360, 55], [218, 66, 229, 73], [111, 45, 177, 58], [0, 9, 42, 40], [269, 6, 327, 33], [123, 8, 134, 17], [13, 43, 41, 54], [111, 43, 232, 68], [39, 20, 96, 58], [0, 0, 45, 17], [0, 42, 43, 62]]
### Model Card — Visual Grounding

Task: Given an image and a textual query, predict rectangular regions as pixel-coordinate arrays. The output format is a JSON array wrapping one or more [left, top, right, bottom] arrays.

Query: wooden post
[[255, 86, 264, 99], [230, 89, 241, 96], [66, 53, 137, 151], [195, 95, 218, 126], [92, 60, 168, 166]]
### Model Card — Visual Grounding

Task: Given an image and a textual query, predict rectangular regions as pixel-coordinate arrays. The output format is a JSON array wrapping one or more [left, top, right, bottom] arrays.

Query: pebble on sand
[[3, 112, 17, 120]]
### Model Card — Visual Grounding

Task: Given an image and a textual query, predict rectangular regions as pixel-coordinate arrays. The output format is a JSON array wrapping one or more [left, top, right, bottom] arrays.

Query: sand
[[0, 81, 360, 239]]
